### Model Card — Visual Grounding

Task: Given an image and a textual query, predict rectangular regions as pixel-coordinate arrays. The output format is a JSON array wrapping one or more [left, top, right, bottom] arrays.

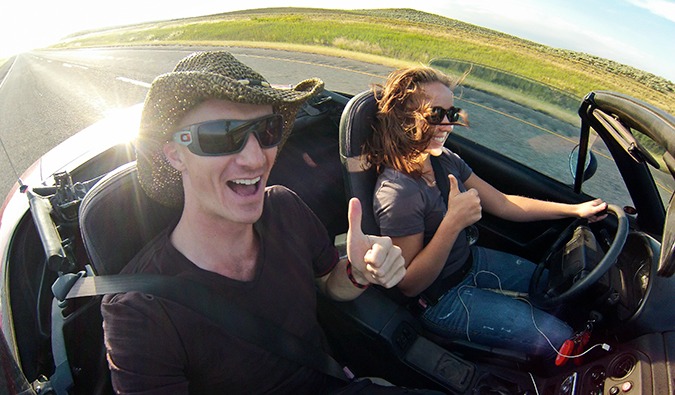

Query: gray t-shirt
[[374, 148, 473, 280]]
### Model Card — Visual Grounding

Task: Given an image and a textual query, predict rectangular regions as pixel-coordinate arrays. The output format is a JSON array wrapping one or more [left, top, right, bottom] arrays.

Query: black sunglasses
[[426, 106, 462, 125], [173, 114, 283, 156]]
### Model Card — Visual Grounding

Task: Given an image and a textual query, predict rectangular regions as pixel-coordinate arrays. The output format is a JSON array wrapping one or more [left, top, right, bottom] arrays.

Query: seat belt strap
[[430, 155, 450, 205], [50, 272, 349, 390], [49, 298, 74, 395], [431, 154, 478, 245]]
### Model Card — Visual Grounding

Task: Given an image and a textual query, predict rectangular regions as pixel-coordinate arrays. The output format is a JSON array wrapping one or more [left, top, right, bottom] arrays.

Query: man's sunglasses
[[173, 114, 283, 156], [426, 106, 462, 125]]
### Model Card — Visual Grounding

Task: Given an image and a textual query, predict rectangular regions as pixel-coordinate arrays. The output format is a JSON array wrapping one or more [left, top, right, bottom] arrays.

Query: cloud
[[626, 0, 675, 23]]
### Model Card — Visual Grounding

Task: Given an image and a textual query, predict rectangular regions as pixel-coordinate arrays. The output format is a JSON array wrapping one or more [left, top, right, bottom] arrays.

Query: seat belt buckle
[[51, 271, 86, 303]]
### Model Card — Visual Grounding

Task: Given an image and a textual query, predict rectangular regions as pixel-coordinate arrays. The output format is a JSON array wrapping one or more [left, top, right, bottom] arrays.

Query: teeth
[[232, 177, 260, 185]]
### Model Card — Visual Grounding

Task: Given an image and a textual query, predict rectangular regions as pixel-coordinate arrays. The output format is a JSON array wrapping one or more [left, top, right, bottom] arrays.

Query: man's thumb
[[448, 174, 460, 198], [348, 197, 364, 238]]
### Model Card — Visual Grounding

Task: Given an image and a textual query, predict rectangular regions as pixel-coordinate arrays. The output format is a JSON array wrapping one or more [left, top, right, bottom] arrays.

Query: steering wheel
[[529, 204, 628, 309]]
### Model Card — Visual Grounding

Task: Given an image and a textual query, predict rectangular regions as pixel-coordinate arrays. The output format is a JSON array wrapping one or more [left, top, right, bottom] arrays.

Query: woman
[[363, 66, 608, 358]]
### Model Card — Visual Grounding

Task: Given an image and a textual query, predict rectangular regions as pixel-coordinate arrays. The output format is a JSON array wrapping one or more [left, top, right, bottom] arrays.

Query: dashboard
[[540, 332, 673, 395]]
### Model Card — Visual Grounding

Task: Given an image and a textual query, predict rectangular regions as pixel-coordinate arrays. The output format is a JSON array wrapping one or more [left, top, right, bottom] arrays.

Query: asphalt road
[[0, 46, 634, 205], [0, 47, 395, 198]]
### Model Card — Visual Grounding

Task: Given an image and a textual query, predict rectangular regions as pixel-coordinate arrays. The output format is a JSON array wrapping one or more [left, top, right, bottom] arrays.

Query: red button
[[621, 381, 633, 392]]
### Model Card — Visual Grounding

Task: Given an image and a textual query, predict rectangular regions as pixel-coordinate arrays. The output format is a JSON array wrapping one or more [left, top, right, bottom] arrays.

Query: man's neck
[[170, 211, 259, 281]]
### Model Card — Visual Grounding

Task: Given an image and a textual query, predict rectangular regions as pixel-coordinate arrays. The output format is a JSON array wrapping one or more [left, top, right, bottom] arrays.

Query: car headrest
[[79, 162, 180, 275], [339, 90, 380, 235]]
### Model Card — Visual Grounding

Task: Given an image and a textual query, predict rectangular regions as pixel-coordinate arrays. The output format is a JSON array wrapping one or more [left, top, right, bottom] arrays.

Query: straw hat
[[135, 51, 324, 207]]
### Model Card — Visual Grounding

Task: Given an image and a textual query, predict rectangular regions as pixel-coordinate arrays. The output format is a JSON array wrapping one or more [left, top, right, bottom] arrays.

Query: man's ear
[[163, 142, 187, 172]]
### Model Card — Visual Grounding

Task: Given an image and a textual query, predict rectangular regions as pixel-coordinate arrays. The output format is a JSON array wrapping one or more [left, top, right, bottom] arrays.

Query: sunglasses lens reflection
[[198, 122, 239, 154], [254, 115, 283, 147], [195, 115, 283, 155]]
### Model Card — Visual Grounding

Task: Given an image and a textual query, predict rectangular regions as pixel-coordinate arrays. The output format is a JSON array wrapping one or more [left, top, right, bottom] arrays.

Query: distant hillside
[[56, 7, 674, 115], [359, 8, 673, 95]]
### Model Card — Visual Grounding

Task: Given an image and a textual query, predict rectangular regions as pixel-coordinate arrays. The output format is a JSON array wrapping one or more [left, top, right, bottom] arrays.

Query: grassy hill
[[53, 7, 674, 117]]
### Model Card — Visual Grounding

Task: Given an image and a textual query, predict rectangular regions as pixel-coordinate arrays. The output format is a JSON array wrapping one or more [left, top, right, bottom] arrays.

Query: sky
[[2, 0, 674, 82]]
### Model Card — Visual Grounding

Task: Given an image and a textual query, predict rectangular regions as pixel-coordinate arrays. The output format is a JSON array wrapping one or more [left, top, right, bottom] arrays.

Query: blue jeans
[[421, 246, 572, 358]]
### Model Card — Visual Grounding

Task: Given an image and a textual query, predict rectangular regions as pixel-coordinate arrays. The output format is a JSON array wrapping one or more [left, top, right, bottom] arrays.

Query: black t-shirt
[[101, 185, 338, 395]]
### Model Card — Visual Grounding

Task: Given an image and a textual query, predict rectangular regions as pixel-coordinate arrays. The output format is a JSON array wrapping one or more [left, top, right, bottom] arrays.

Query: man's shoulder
[[262, 185, 321, 232], [102, 290, 155, 307], [264, 185, 308, 210], [119, 227, 172, 275], [265, 184, 298, 198]]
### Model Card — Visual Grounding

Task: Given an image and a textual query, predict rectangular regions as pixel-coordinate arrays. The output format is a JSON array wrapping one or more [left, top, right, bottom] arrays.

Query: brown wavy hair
[[363, 66, 467, 177]]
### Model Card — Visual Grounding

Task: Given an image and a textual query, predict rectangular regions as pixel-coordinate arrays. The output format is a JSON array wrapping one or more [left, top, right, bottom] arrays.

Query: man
[[101, 51, 430, 394]]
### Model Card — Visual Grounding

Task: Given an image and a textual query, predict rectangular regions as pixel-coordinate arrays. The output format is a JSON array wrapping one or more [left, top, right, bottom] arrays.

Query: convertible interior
[[4, 88, 675, 394]]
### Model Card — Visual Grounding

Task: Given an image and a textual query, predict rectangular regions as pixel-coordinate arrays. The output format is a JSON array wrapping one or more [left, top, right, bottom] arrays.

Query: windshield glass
[[435, 58, 635, 209], [578, 130, 634, 208]]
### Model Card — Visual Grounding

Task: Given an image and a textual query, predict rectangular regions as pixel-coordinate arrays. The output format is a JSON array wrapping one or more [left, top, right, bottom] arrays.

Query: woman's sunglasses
[[426, 106, 462, 125], [173, 114, 283, 156]]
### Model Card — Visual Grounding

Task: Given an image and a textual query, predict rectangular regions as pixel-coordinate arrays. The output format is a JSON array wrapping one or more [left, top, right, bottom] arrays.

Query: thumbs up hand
[[346, 198, 406, 288], [445, 175, 482, 229]]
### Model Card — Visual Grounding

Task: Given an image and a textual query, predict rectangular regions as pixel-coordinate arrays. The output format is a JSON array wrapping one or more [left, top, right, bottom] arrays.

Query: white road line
[[116, 77, 151, 88], [62, 63, 89, 70]]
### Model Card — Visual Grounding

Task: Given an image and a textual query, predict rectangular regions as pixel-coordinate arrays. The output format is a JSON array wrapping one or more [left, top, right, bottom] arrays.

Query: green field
[[51, 8, 675, 118]]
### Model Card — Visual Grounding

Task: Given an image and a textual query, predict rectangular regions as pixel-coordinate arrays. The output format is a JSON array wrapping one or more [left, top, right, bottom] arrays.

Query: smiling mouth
[[228, 176, 261, 196], [433, 133, 447, 143]]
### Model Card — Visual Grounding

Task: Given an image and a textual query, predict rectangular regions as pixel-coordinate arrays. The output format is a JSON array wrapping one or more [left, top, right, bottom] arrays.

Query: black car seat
[[338, 90, 381, 236], [338, 90, 533, 366], [64, 162, 180, 395]]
